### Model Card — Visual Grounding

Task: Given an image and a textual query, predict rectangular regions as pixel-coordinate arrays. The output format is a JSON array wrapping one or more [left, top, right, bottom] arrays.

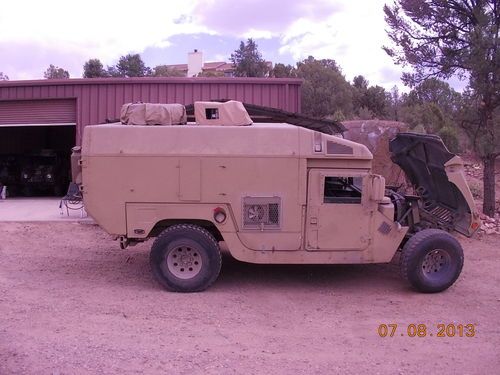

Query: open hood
[[389, 133, 480, 236]]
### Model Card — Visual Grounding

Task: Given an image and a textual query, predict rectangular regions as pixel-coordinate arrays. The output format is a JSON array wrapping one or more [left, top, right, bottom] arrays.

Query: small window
[[205, 108, 219, 119], [324, 176, 362, 204]]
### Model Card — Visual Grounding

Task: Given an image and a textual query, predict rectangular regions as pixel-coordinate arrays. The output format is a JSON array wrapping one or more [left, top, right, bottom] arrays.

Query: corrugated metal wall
[[0, 77, 302, 143], [0, 99, 76, 126]]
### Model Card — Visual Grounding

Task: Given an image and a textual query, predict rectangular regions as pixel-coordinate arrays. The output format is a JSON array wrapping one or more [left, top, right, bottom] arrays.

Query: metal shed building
[[0, 77, 302, 141], [0, 77, 302, 196]]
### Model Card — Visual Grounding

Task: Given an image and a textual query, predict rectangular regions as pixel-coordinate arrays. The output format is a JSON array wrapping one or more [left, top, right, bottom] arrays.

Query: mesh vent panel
[[242, 197, 281, 229], [378, 222, 392, 235]]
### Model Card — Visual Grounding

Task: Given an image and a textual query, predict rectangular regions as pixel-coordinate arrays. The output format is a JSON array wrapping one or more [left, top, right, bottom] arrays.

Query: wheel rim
[[421, 249, 451, 280], [164, 244, 203, 280]]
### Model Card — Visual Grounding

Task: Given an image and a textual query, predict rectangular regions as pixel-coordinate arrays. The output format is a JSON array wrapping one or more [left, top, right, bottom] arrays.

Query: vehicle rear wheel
[[150, 224, 222, 292], [400, 229, 464, 293]]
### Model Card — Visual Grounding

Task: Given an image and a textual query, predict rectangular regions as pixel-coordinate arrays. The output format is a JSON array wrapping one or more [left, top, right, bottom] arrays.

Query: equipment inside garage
[[0, 99, 76, 197]]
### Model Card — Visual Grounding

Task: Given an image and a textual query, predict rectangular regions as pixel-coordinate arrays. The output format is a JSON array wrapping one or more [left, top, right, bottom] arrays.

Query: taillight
[[213, 207, 227, 224]]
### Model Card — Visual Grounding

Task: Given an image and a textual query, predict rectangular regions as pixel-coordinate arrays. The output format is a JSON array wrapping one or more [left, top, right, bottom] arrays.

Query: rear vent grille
[[242, 196, 281, 229], [326, 141, 353, 155]]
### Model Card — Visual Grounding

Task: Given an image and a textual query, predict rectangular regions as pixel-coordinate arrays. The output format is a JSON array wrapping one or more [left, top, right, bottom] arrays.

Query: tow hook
[[119, 236, 129, 249]]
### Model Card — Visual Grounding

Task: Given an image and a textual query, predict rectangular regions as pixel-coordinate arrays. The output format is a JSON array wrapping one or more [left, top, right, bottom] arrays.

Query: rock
[[342, 120, 408, 186], [485, 229, 496, 235]]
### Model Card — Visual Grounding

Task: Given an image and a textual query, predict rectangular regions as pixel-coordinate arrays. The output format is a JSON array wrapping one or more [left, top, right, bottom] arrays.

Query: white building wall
[[187, 50, 203, 77]]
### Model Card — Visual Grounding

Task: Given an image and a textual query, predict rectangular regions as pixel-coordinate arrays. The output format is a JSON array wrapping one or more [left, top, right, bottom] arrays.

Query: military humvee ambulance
[[73, 101, 480, 293]]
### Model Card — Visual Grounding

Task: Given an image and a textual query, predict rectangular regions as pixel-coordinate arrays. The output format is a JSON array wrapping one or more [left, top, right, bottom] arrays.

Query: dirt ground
[[0, 222, 499, 375]]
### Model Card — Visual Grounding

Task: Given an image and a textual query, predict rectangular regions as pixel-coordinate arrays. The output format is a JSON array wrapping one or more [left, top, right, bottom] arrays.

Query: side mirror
[[370, 174, 386, 202]]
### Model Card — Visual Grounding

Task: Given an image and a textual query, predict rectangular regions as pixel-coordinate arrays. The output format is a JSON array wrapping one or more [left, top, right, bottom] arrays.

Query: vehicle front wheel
[[150, 224, 222, 292], [400, 229, 464, 293]]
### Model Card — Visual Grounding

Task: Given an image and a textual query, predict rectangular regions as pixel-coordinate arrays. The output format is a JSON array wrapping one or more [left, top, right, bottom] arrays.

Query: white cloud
[[192, 0, 341, 37], [242, 29, 274, 40], [278, 0, 404, 89], [0, 0, 405, 89], [3, 1, 205, 55], [190, 0, 404, 89], [213, 54, 227, 62], [0, 0, 205, 78], [153, 40, 173, 49]]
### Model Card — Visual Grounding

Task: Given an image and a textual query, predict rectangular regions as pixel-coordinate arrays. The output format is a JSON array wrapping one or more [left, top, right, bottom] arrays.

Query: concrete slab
[[0, 198, 94, 222]]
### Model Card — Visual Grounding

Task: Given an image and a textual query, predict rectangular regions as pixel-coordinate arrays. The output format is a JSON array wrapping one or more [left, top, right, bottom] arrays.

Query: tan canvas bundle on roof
[[120, 103, 187, 126], [194, 100, 252, 126]]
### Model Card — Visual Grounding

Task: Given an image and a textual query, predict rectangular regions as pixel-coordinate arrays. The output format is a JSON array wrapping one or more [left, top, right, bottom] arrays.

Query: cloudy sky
[[0, 0, 406, 89]]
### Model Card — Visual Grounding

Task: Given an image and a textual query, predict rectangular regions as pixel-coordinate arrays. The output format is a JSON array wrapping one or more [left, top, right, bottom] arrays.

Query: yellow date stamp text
[[377, 323, 476, 337]]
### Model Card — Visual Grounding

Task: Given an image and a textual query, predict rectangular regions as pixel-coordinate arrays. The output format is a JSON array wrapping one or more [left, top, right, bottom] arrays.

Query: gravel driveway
[[1, 222, 499, 374]]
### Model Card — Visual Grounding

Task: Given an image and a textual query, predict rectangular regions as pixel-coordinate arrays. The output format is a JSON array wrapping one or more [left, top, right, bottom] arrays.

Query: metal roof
[[0, 77, 303, 86]]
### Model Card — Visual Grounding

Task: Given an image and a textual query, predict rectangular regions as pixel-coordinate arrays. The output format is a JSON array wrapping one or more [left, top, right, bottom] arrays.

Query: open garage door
[[0, 99, 77, 197]]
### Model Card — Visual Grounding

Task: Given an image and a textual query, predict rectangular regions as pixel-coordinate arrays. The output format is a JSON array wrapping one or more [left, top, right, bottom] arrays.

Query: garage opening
[[0, 99, 76, 197]]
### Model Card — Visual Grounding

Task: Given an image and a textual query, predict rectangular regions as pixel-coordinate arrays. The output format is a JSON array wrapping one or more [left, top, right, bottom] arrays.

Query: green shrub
[[410, 124, 427, 134], [438, 126, 460, 153]]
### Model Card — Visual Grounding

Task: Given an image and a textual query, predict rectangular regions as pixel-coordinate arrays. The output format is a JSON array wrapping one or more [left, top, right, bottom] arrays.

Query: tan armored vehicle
[[73, 101, 480, 293]]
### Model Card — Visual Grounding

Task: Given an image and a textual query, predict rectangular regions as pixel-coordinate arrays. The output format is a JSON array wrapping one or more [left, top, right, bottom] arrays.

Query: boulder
[[342, 120, 408, 186]]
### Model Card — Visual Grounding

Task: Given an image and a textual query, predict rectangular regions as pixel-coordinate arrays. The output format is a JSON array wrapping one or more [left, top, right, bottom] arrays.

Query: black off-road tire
[[400, 229, 464, 293], [150, 224, 222, 292]]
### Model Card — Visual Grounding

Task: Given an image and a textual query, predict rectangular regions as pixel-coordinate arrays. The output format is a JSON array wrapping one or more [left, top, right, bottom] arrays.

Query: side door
[[305, 169, 371, 251]]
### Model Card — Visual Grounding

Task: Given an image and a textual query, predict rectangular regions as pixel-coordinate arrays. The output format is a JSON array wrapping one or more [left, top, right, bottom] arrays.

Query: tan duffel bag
[[120, 103, 187, 125]]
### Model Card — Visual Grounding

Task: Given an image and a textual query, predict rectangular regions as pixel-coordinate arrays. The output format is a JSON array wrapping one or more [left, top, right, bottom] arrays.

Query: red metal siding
[[0, 99, 76, 126], [0, 77, 302, 144]]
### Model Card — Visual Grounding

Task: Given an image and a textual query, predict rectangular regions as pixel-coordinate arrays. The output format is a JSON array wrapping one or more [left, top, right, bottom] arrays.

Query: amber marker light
[[470, 221, 480, 231]]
